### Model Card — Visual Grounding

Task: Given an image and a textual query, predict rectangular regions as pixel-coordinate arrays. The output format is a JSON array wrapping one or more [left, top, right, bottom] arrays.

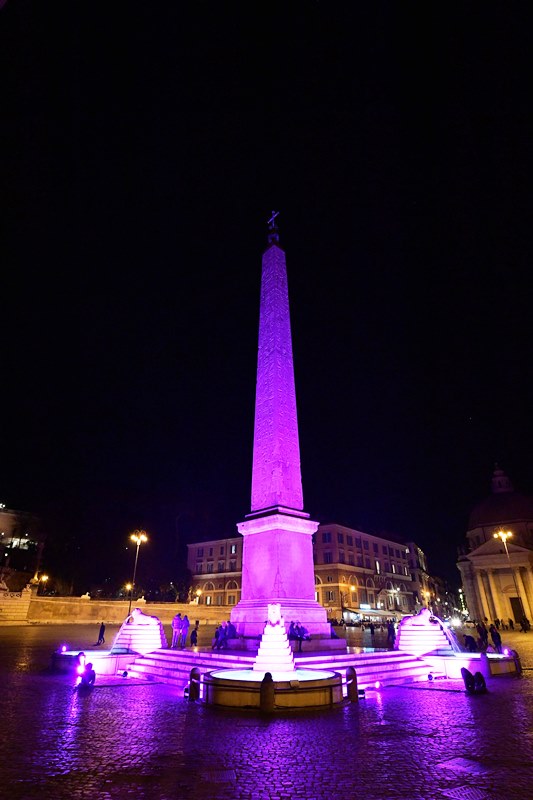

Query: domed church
[[457, 466, 533, 625]]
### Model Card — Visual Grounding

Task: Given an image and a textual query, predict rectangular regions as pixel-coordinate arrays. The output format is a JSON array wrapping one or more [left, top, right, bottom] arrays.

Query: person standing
[[171, 613, 182, 648], [179, 615, 190, 647], [97, 622, 105, 645], [490, 624, 502, 653], [190, 621, 200, 647]]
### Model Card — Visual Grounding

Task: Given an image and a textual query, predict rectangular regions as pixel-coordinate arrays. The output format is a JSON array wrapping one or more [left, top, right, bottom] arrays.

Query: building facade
[[187, 523, 447, 622], [0, 505, 44, 591], [457, 466, 533, 625]]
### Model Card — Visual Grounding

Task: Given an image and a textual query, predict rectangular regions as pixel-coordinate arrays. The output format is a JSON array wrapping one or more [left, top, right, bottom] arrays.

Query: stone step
[[125, 647, 435, 690]]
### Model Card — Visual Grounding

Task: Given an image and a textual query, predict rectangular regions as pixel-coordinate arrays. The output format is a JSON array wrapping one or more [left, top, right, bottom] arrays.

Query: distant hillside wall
[[0, 594, 233, 625]]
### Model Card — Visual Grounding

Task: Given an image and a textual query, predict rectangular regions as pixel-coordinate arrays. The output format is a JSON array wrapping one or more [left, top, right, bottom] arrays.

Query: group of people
[[212, 620, 237, 649], [171, 613, 196, 648], [288, 621, 310, 652], [489, 616, 530, 632], [463, 618, 524, 654]]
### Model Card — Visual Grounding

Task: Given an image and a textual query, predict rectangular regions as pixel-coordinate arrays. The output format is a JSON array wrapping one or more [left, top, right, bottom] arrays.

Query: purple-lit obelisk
[[231, 214, 330, 637]]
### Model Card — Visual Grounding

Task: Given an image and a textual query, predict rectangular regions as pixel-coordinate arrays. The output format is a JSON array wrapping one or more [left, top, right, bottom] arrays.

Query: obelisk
[[231, 213, 330, 637]]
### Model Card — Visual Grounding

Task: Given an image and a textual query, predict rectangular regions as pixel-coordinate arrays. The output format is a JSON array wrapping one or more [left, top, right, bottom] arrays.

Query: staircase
[[125, 646, 433, 693], [396, 615, 457, 657]]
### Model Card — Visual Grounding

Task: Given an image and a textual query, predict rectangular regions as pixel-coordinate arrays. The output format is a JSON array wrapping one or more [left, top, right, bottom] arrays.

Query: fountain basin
[[203, 668, 343, 709]]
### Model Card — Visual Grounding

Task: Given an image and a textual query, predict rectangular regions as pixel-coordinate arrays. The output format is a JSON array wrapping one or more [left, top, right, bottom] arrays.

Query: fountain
[[203, 604, 343, 708]]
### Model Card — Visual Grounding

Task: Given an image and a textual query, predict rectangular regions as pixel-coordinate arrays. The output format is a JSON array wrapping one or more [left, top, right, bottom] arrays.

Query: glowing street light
[[128, 530, 148, 615], [39, 574, 49, 595], [493, 530, 524, 621]]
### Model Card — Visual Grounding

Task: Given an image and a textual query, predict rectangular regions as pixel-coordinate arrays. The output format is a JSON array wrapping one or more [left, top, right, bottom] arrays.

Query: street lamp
[[128, 530, 148, 615], [422, 590, 431, 609], [39, 574, 49, 595], [493, 530, 524, 621]]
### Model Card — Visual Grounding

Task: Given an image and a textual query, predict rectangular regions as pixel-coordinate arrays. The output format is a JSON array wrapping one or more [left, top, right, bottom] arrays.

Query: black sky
[[3, 2, 532, 590]]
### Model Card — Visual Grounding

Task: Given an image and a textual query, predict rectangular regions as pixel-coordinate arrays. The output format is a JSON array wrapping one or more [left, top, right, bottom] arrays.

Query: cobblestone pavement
[[1, 625, 533, 800]]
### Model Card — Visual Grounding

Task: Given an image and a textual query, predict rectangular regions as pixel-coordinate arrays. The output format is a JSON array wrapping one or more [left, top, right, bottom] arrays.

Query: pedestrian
[[171, 613, 182, 648], [489, 624, 502, 653], [215, 621, 228, 650], [97, 622, 105, 645], [386, 620, 396, 648], [294, 621, 308, 652], [190, 621, 199, 647], [369, 622, 375, 638], [226, 620, 237, 640], [179, 615, 190, 647], [463, 634, 477, 652], [508, 617, 514, 630]]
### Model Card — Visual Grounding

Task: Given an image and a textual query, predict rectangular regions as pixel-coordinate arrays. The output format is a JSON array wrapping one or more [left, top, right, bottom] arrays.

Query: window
[[229, 560, 236, 571], [346, 535, 353, 546], [357, 555, 363, 568], [382, 545, 387, 554], [195, 564, 203, 574], [228, 595, 235, 605], [326, 590, 336, 602], [322, 531, 332, 543], [365, 557, 371, 569], [197, 548, 204, 557], [337, 532, 344, 543], [205, 595, 212, 606], [392, 563, 396, 574], [216, 595, 223, 605], [375, 560, 381, 574], [324, 552, 333, 564], [388, 547, 394, 556], [373, 543, 378, 554], [208, 548, 213, 557], [385, 562, 390, 573], [395, 549, 400, 558], [206, 562, 214, 573], [363, 540, 369, 550], [348, 553, 354, 566], [230, 544, 237, 554], [218, 561, 225, 572], [327, 575, 333, 583], [404, 566, 409, 576], [339, 551, 345, 563], [220, 546, 224, 555], [355, 538, 362, 549]]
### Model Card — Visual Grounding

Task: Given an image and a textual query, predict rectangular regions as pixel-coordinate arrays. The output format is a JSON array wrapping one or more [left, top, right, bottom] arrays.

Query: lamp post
[[128, 530, 148, 615], [493, 530, 524, 621], [39, 574, 49, 596]]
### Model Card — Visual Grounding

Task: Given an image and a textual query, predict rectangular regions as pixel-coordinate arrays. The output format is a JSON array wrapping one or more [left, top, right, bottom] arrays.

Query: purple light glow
[[504, 648, 510, 656], [251, 242, 303, 513], [374, 681, 381, 689], [61, 645, 67, 653]]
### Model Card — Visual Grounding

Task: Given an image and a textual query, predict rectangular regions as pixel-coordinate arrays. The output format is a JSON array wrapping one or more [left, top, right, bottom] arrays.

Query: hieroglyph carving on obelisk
[[251, 230, 304, 513]]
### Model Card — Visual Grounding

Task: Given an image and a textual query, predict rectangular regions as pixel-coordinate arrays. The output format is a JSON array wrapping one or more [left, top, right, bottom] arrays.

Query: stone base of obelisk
[[231, 599, 333, 639], [230, 509, 332, 638]]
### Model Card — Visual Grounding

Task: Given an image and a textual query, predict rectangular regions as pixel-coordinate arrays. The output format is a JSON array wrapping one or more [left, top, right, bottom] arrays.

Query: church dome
[[468, 466, 533, 529]]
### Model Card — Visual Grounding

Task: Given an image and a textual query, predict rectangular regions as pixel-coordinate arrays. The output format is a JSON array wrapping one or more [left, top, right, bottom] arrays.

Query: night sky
[[3, 3, 532, 591]]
